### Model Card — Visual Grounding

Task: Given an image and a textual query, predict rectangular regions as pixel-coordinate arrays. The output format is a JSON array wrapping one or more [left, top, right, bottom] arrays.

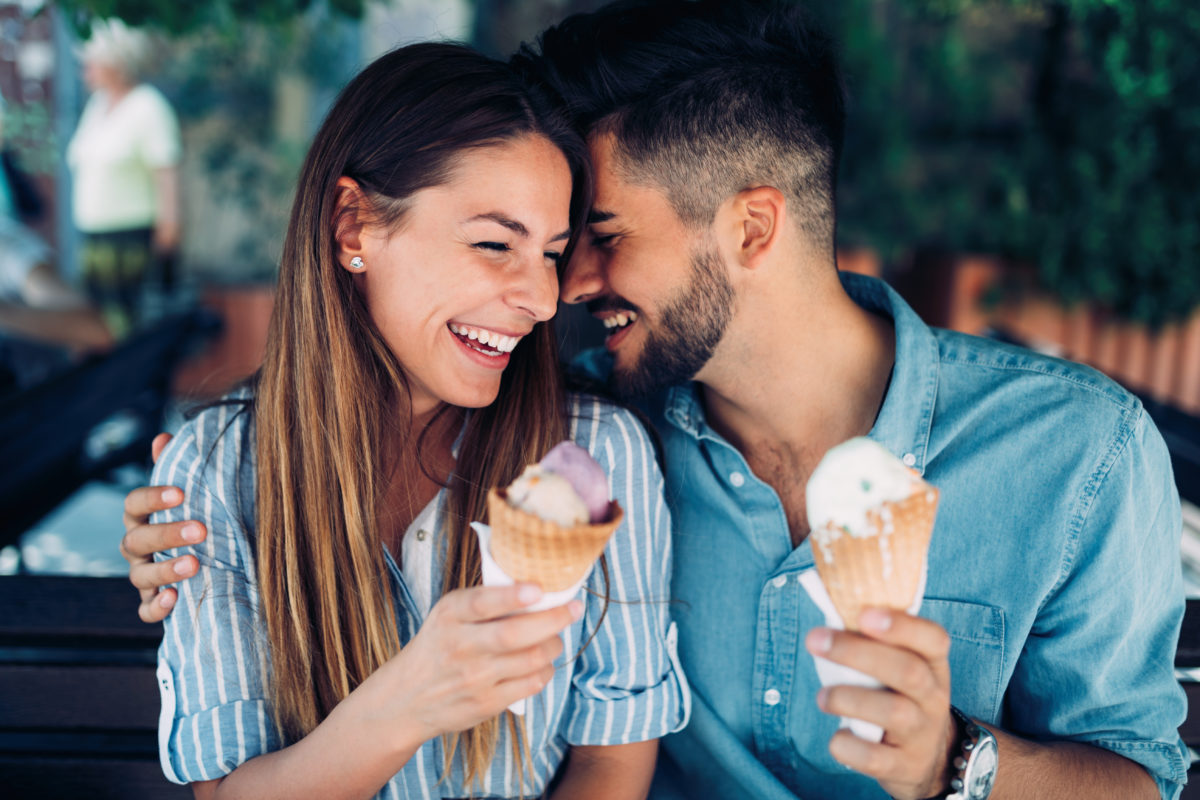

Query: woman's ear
[[333, 176, 369, 273]]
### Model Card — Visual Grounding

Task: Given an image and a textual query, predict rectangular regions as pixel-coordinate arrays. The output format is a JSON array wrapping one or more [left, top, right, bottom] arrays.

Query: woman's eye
[[590, 233, 617, 249], [473, 241, 511, 253], [544, 251, 564, 267]]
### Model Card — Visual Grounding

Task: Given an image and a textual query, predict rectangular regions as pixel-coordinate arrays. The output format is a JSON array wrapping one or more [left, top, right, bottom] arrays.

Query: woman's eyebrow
[[466, 212, 569, 243]]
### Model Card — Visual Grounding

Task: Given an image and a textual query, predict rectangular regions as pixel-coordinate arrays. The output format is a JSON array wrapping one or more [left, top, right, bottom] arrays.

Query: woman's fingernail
[[173, 559, 191, 576], [807, 627, 832, 654], [181, 524, 202, 542], [517, 584, 542, 605], [816, 687, 830, 710], [567, 600, 584, 620], [159, 592, 176, 608]]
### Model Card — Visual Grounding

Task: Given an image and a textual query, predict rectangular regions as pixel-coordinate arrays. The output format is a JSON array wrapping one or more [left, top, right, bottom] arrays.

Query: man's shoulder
[[932, 327, 1141, 418]]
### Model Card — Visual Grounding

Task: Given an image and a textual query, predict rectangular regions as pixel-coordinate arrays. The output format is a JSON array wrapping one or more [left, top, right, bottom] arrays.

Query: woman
[[68, 18, 181, 338], [149, 43, 685, 799]]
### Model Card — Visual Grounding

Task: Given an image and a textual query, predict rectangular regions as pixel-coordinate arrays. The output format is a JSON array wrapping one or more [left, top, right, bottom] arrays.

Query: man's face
[[562, 133, 733, 398]]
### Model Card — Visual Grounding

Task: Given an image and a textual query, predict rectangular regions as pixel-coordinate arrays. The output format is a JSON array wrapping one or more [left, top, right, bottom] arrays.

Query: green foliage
[[54, 0, 365, 36], [819, 0, 1200, 325], [1, 100, 56, 176]]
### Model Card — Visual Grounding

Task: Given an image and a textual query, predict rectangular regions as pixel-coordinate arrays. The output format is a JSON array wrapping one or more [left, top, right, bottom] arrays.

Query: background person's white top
[[67, 84, 180, 233]]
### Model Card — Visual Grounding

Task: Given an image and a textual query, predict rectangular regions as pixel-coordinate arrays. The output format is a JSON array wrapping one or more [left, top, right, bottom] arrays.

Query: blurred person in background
[[68, 17, 181, 340], [0, 90, 111, 389]]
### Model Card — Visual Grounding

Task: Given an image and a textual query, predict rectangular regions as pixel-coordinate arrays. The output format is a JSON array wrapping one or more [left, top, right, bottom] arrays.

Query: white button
[[902, 453, 917, 467], [771, 575, 787, 589], [729, 471, 746, 487], [416, 529, 428, 542], [764, 688, 781, 706]]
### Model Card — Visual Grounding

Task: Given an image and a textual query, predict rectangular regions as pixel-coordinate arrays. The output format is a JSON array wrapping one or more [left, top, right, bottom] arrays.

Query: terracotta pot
[[173, 284, 276, 399]]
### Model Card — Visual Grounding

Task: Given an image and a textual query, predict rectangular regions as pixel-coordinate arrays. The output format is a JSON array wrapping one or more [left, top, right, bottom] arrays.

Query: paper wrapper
[[801, 488, 938, 741], [486, 487, 623, 592], [469, 495, 619, 714]]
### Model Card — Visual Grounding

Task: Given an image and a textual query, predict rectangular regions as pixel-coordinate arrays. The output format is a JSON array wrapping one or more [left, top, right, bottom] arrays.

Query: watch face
[[966, 736, 998, 798]]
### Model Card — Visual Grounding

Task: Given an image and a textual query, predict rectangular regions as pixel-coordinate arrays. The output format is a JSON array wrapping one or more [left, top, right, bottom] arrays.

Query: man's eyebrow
[[587, 209, 616, 224]]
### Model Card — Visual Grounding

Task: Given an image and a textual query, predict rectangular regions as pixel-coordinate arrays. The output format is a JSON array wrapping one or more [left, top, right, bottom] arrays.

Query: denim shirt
[[574, 272, 1188, 800]]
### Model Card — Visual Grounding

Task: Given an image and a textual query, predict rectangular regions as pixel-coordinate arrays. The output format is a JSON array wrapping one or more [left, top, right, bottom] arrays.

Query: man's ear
[[333, 176, 370, 273], [719, 185, 785, 271]]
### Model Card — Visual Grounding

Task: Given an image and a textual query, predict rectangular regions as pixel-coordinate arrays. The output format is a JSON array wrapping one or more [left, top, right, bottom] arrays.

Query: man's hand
[[120, 433, 206, 623], [806, 608, 957, 800]]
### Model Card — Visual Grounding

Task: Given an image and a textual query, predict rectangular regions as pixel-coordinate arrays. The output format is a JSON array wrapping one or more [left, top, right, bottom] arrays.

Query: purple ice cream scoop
[[539, 441, 611, 523]]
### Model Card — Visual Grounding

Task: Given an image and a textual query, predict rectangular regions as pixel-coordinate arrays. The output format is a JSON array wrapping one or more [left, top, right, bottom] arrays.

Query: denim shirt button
[[763, 688, 781, 706], [902, 453, 917, 467], [771, 575, 787, 589], [729, 471, 746, 487]]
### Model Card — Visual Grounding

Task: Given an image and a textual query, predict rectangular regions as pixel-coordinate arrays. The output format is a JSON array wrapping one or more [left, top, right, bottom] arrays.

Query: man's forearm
[[988, 725, 1158, 800], [547, 741, 658, 800]]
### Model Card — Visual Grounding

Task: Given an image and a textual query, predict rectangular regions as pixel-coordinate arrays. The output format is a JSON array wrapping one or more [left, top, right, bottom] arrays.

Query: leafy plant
[[818, 0, 1200, 326]]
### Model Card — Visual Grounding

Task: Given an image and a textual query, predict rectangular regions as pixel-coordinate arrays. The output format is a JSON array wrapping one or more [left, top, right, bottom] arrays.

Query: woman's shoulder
[[565, 391, 660, 471], [152, 392, 255, 486]]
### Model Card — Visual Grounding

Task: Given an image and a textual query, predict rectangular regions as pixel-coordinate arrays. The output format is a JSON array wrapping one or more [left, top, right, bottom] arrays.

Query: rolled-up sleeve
[[151, 403, 277, 784], [1006, 407, 1188, 799], [565, 401, 690, 745]]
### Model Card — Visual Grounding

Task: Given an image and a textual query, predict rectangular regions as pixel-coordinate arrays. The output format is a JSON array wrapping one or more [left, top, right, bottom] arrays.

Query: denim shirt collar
[[661, 272, 940, 474]]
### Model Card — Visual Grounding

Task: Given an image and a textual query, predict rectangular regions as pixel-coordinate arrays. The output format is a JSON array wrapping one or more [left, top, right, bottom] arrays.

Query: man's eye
[[590, 233, 617, 249], [473, 241, 511, 253], [544, 251, 564, 267]]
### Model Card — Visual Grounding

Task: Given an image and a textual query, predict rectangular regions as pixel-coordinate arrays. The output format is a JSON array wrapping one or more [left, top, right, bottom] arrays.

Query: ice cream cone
[[486, 488, 623, 591], [810, 487, 938, 631]]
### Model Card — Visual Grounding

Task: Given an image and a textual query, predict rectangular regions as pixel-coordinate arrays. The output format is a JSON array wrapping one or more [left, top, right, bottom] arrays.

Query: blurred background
[[0, 0, 1198, 794]]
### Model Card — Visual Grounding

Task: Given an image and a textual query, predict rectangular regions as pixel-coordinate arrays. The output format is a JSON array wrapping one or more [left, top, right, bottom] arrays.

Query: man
[[122, 2, 1186, 798]]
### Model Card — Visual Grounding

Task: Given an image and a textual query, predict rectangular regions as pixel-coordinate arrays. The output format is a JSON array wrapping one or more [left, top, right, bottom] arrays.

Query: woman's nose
[[507, 255, 559, 322]]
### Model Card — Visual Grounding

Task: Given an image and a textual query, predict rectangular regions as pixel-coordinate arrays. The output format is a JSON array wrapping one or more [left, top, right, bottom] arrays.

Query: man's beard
[[613, 242, 733, 399]]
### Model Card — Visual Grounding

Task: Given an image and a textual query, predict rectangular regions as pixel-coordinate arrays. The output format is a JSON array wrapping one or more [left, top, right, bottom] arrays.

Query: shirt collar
[[663, 272, 940, 475]]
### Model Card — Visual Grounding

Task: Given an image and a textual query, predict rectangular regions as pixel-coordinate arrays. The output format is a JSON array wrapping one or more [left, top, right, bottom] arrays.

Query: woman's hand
[[361, 585, 583, 749], [120, 432, 207, 622]]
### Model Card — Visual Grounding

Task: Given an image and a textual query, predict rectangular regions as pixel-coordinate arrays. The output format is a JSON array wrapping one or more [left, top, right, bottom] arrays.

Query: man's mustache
[[585, 297, 639, 315]]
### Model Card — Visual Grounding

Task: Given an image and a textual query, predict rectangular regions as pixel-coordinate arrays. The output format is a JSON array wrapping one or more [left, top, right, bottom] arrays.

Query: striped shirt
[[152, 392, 689, 798]]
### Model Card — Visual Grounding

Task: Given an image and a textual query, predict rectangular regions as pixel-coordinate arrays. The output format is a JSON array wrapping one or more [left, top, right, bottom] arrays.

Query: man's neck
[[698, 270, 895, 544]]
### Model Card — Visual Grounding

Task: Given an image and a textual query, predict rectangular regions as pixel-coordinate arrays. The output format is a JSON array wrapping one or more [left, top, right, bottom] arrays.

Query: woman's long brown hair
[[252, 43, 590, 790]]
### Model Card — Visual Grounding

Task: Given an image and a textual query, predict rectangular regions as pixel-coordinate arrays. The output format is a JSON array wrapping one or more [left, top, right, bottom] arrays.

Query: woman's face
[[352, 134, 572, 419], [83, 58, 128, 93]]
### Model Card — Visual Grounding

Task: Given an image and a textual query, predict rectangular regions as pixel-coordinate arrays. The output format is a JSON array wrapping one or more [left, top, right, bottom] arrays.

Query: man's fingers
[[129, 554, 198, 592], [857, 609, 951, 663], [806, 626, 945, 706], [826, 728, 902, 778], [123, 485, 184, 524], [120, 519, 206, 563], [818, 684, 923, 741], [137, 587, 178, 624], [151, 432, 173, 464]]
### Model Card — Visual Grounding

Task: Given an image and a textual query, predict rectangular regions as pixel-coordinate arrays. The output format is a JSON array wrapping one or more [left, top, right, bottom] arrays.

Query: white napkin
[[469, 521, 589, 715], [797, 562, 927, 742]]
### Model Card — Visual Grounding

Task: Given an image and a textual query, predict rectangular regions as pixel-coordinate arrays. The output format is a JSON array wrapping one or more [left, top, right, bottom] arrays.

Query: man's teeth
[[448, 323, 520, 353], [602, 311, 638, 329]]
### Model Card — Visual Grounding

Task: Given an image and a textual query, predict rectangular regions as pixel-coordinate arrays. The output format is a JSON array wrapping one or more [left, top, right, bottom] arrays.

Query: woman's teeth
[[449, 323, 520, 354], [602, 311, 638, 329]]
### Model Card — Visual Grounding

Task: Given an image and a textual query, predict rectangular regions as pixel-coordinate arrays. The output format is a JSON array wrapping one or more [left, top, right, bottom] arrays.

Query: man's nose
[[560, 241, 605, 305]]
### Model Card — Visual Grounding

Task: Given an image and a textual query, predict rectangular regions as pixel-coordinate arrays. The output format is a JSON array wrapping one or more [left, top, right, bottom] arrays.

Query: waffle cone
[[486, 488, 624, 591], [811, 488, 939, 631]]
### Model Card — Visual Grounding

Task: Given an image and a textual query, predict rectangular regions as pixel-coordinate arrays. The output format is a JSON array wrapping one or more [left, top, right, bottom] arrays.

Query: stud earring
[[349, 256, 364, 270]]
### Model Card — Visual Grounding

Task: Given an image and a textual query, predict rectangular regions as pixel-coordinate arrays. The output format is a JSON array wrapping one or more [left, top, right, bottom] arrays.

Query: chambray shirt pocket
[[921, 598, 1006, 722]]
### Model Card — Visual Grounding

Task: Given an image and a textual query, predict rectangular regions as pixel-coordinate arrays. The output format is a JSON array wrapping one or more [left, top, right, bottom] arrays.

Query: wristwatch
[[938, 706, 998, 800]]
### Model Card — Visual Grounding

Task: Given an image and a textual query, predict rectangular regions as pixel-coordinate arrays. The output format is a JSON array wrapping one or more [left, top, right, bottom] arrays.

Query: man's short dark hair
[[513, 0, 846, 250]]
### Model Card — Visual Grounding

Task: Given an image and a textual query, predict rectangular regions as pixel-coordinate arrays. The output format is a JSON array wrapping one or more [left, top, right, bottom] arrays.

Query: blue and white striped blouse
[[152, 391, 689, 799]]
